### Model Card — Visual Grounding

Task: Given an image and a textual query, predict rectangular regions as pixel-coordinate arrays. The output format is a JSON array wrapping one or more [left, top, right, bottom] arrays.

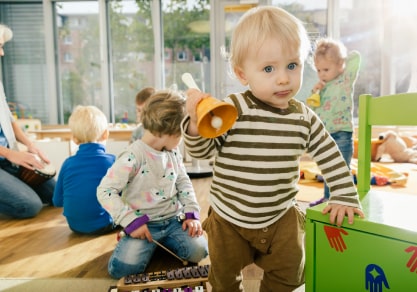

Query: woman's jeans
[[0, 159, 55, 218], [324, 131, 353, 199], [108, 216, 208, 279]]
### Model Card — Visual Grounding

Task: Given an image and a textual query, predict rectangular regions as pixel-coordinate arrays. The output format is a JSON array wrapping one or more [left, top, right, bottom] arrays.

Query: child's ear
[[71, 136, 80, 145], [99, 129, 109, 141], [234, 66, 249, 86]]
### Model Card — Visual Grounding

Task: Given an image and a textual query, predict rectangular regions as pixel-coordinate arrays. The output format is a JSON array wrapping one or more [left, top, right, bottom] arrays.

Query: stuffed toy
[[375, 130, 417, 164], [400, 134, 417, 149]]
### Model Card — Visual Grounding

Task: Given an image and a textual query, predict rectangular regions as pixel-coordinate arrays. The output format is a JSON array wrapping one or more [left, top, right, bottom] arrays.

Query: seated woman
[[0, 23, 55, 219]]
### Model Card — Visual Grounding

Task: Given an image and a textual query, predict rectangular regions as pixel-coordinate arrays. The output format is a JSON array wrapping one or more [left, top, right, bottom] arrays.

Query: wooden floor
[[0, 176, 266, 292], [0, 177, 213, 279], [1, 162, 415, 290], [0, 176, 266, 291]]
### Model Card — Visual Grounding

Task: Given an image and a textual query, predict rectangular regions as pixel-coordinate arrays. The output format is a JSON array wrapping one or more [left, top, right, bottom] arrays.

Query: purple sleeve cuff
[[185, 211, 200, 220], [124, 214, 150, 235]]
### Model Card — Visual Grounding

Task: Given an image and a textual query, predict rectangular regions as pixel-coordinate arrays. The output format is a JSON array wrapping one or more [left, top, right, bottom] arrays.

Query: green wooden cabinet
[[306, 190, 417, 291]]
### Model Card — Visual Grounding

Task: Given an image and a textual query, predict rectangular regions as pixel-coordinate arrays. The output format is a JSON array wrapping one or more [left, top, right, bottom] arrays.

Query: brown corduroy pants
[[202, 204, 305, 292]]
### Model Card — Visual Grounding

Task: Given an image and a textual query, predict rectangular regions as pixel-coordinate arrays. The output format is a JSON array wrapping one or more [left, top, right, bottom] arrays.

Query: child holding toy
[[308, 38, 361, 207], [182, 6, 364, 291], [53, 105, 116, 235], [97, 90, 208, 279]]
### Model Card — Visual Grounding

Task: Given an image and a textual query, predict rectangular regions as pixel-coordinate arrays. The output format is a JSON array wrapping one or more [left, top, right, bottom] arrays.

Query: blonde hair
[[141, 90, 185, 136], [314, 38, 347, 65], [69, 105, 108, 144], [135, 87, 155, 105], [230, 6, 311, 70], [0, 24, 13, 42]]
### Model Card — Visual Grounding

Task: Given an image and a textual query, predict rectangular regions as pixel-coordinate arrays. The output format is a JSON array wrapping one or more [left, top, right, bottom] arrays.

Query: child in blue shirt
[[53, 105, 116, 235]]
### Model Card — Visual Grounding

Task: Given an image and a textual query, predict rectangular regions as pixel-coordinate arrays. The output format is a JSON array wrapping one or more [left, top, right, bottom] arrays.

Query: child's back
[[53, 105, 116, 235], [56, 143, 115, 234]]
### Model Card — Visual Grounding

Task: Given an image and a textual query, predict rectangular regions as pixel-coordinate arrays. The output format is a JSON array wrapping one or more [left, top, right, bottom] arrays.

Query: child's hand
[[185, 89, 203, 123], [129, 224, 153, 242], [322, 203, 365, 226], [312, 81, 325, 93], [185, 89, 210, 136], [182, 219, 203, 237]]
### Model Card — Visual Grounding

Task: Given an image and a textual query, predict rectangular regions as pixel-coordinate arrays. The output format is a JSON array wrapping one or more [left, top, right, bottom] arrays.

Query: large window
[[56, 1, 101, 123], [337, 0, 383, 119], [108, 0, 210, 124], [0, 0, 416, 125], [54, 0, 209, 124], [0, 1, 50, 122]]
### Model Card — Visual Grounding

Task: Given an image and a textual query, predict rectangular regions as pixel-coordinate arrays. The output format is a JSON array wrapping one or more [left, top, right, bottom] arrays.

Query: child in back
[[130, 87, 155, 144], [308, 38, 361, 207], [53, 105, 116, 235], [97, 90, 208, 279]]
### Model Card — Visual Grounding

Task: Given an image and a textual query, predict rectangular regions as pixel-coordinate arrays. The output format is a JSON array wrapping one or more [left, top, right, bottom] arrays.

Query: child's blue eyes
[[288, 63, 297, 70], [263, 63, 297, 73]]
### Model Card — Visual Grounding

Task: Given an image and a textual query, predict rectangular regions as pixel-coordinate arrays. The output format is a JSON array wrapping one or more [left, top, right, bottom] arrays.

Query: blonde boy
[[182, 6, 364, 291], [53, 105, 116, 235]]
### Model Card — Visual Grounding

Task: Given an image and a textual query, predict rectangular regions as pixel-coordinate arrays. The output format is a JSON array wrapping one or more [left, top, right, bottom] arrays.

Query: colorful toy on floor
[[300, 159, 408, 187]]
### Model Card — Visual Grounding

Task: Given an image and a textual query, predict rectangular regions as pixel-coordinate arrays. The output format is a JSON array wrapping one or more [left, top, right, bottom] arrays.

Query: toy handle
[[182, 73, 200, 91]]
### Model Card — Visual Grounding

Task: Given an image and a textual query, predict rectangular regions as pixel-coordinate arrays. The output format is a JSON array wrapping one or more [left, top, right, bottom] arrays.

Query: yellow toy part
[[196, 96, 237, 138], [182, 73, 237, 138], [306, 90, 321, 107]]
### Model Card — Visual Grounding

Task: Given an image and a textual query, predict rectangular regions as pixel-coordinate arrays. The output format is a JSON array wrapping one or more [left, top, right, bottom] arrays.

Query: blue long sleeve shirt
[[53, 143, 115, 233]]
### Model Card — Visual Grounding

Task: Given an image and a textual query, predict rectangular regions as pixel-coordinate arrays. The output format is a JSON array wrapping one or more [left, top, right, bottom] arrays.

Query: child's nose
[[275, 70, 289, 85]]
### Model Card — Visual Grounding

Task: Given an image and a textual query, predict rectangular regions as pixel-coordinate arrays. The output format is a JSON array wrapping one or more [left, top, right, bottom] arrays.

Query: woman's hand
[[27, 144, 50, 165], [6, 149, 46, 170]]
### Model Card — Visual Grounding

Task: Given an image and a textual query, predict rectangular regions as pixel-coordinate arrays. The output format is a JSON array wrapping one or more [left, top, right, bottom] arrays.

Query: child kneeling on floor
[[97, 90, 208, 279]]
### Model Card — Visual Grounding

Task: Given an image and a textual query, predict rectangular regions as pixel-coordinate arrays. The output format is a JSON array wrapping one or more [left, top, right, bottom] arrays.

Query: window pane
[[382, 0, 417, 94], [162, 0, 210, 93], [0, 2, 49, 123], [339, 0, 383, 119], [56, 1, 101, 123], [108, 0, 210, 124], [108, 0, 154, 124]]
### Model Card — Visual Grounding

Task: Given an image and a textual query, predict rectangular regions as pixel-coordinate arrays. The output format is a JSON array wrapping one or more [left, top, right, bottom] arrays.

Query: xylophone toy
[[116, 264, 210, 292]]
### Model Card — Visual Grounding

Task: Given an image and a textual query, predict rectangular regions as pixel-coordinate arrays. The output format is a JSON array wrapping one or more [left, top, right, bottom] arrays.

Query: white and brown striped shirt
[[181, 90, 361, 229]]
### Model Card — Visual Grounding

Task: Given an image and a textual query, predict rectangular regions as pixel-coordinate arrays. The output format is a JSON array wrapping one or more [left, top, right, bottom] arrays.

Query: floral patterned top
[[311, 51, 361, 134], [97, 140, 200, 228]]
